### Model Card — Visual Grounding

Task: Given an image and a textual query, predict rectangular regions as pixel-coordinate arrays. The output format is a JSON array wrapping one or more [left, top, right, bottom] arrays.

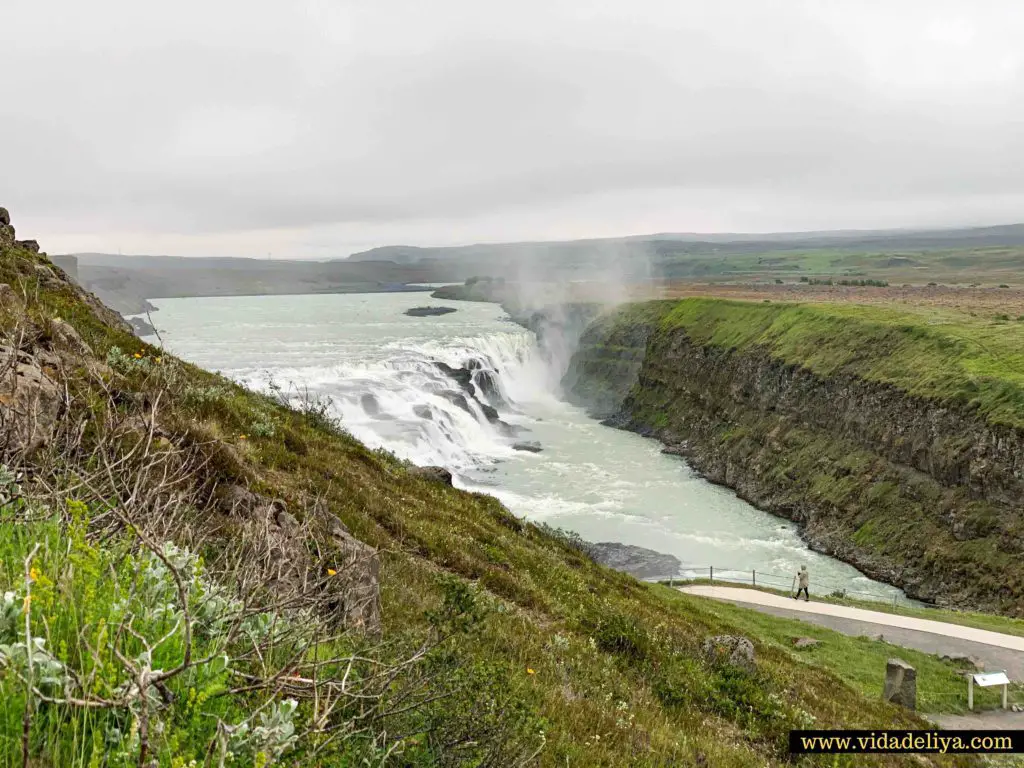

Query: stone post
[[883, 658, 917, 710]]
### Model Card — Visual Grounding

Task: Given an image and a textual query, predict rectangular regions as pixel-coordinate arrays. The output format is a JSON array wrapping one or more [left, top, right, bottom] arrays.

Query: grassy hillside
[[656, 299, 1024, 428], [0, 222, 978, 765]]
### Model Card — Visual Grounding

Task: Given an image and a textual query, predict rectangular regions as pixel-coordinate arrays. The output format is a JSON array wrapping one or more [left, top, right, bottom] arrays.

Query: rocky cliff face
[[564, 302, 1024, 614]]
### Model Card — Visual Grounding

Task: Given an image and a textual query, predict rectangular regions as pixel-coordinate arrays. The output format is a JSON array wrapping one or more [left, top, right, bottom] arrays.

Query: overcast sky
[[2, 0, 1023, 258]]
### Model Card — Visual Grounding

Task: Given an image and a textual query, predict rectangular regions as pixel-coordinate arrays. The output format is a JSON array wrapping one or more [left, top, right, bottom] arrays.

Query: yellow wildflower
[[133, 353, 142, 359], [29, 567, 40, 582], [327, 568, 337, 577], [527, 668, 536, 675], [155, 357, 162, 363], [239, 434, 247, 440]]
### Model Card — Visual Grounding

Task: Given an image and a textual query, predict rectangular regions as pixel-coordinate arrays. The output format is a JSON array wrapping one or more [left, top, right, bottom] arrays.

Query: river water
[[144, 292, 903, 601]]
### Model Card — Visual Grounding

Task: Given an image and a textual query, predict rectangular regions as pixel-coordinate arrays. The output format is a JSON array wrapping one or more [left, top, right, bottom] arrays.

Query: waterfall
[[237, 329, 557, 478]]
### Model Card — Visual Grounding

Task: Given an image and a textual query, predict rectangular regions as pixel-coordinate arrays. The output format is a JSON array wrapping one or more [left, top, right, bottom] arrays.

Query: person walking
[[793, 565, 810, 601]]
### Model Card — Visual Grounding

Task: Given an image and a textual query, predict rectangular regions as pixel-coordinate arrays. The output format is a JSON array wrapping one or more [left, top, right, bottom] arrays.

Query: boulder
[[0, 223, 14, 249], [410, 465, 453, 485], [0, 345, 62, 458], [883, 658, 917, 710], [218, 484, 261, 515], [412, 404, 433, 420], [792, 637, 820, 649], [326, 513, 349, 537], [940, 653, 983, 671], [360, 393, 381, 417], [49, 318, 93, 357], [16, 240, 40, 254], [0, 207, 9, 226], [513, 441, 543, 453], [702, 635, 756, 673]]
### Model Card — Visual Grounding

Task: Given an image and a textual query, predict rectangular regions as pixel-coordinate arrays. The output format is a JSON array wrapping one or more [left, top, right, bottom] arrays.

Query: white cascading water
[[237, 330, 559, 479]]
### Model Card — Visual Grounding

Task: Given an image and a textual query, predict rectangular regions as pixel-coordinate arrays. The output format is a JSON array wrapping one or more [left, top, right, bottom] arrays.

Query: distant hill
[[347, 224, 1024, 266], [68, 253, 463, 315], [60, 223, 1024, 317]]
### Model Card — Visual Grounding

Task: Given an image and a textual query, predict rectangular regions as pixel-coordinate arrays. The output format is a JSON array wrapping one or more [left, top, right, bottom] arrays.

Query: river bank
[[562, 298, 1024, 614]]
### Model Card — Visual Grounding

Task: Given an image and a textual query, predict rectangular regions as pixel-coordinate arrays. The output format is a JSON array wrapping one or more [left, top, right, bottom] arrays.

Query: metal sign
[[973, 672, 1010, 687]]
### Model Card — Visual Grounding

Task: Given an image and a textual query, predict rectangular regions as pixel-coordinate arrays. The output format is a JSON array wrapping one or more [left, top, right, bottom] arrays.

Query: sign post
[[968, 671, 1010, 711]]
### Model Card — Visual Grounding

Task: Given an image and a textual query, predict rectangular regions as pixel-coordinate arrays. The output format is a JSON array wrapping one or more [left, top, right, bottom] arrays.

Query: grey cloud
[[2, 0, 1024, 255]]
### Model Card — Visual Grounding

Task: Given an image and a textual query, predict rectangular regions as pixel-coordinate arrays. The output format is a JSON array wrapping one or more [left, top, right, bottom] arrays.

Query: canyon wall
[[564, 299, 1024, 614]]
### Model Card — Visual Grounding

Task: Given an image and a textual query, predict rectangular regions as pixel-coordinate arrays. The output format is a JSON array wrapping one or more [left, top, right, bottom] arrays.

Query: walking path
[[680, 585, 1024, 730], [679, 585, 1024, 652]]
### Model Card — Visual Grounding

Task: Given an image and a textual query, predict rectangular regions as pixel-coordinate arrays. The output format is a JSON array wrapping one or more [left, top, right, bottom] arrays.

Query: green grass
[[651, 298, 1024, 427], [652, 586, 1022, 715]]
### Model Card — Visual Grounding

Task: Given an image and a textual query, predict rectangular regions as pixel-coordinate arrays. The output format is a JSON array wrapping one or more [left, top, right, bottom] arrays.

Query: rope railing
[[643, 564, 913, 607]]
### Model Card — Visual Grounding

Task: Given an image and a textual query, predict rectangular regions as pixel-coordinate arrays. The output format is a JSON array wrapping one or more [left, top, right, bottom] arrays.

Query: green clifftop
[[0, 212, 976, 766], [565, 298, 1024, 614]]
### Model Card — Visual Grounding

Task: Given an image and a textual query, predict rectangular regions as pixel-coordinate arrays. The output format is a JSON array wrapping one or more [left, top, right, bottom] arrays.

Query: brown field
[[649, 281, 1024, 318]]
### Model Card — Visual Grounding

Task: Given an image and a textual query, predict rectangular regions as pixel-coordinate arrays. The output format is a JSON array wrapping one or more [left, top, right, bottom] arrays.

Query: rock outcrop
[[0, 345, 62, 459], [883, 658, 917, 709], [410, 465, 454, 485], [587, 542, 681, 579], [702, 635, 756, 673]]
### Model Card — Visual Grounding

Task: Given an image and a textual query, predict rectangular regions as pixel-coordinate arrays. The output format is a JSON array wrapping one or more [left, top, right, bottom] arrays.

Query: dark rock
[[413, 404, 433, 420], [480, 402, 500, 422], [702, 635, 756, 673], [440, 391, 474, 416], [473, 370, 505, 406], [127, 316, 156, 337], [495, 418, 522, 437], [410, 465, 453, 485], [16, 240, 40, 254], [512, 441, 543, 453], [940, 653, 984, 671], [792, 637, 820, 649], [883, 658, 917, 709], [436, 362, 473, 390], [0, 207, 9, 226], [588, 542, 682, 579], [360, 393, 380, 416], [405, 306, 457, 317]]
